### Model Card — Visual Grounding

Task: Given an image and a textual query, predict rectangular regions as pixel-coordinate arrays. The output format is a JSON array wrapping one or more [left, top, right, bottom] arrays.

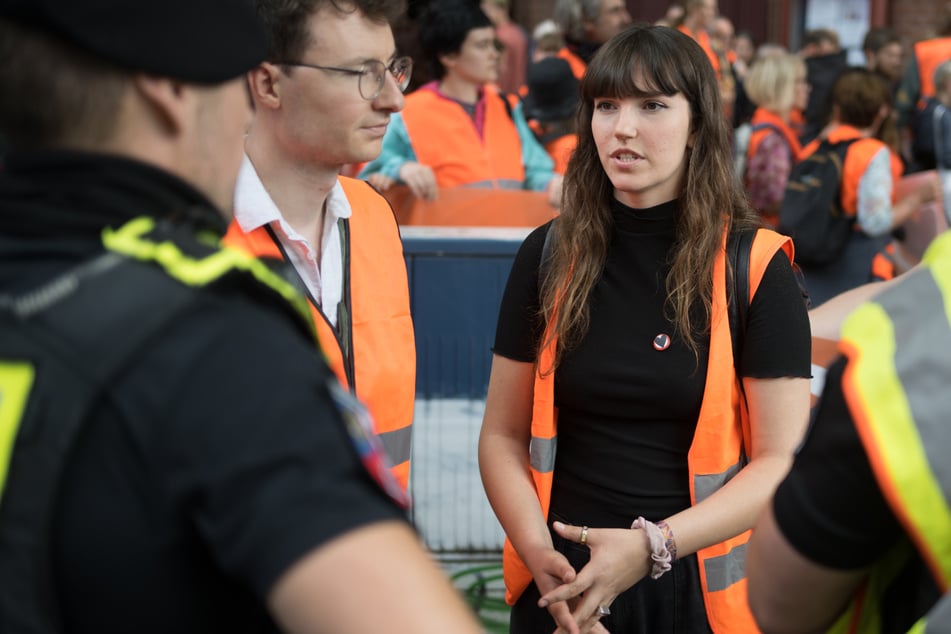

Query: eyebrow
[[325, 51, 400, 67]]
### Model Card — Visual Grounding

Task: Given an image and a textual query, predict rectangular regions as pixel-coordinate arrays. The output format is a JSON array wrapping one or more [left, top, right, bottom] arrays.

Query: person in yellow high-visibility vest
[[748, 230, 951, 633]]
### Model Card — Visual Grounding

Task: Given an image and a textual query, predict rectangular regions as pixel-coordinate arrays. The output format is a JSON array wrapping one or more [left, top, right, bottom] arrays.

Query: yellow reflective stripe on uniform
[[845, 264, 951, 587], [0, 362, 35, 501], [694, 457, 745, 504], [530, 435, 556, 473], [101, 217, 315, 341], [704, 543, 747, 592], [378, 425, 412, 467]]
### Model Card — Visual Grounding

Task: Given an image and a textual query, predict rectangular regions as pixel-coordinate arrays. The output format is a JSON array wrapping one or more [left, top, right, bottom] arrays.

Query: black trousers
[[509, 524, 714, 634]]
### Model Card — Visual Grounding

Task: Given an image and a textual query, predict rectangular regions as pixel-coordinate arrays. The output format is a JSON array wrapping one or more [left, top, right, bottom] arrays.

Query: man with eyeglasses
[[225, 0, 416, 491]]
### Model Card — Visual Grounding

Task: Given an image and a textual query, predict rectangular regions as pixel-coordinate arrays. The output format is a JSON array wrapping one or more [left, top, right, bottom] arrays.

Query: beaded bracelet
[[631, 516, 673, 579]]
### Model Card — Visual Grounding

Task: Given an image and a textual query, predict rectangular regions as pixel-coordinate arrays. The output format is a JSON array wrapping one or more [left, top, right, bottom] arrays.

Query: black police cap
[[0, 0, 266, 83]]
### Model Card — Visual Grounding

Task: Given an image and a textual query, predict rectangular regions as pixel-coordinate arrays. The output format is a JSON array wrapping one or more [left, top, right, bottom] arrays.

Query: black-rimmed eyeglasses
[[276, 56, 413, 101]]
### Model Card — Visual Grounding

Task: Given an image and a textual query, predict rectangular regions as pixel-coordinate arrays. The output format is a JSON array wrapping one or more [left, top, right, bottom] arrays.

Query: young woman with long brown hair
[[479, 25, 811, 634]]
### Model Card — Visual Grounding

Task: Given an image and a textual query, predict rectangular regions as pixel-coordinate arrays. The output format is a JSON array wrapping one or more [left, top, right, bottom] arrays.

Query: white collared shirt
[[233, 155, 350, 328]]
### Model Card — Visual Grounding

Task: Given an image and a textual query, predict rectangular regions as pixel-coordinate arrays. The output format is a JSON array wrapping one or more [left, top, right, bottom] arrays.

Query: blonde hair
[[744, 53, 805, 114]]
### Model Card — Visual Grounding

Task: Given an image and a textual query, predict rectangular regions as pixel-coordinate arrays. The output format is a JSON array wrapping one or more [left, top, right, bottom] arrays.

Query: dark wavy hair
[[539, 24, 760, 369]]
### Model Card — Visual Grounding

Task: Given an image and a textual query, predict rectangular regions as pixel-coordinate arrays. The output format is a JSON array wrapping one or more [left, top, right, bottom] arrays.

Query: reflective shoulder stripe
[[102, 216, 315, 341], [530, 435, 556, 474], [843, 234, 951, 588], [0, 362, 35, 501]]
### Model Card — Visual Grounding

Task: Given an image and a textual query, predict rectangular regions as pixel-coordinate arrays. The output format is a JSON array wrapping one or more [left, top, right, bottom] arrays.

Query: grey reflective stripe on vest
[[464, 179, 525, 190], [924, 592, 951, 633], [694, 455, 747, 504], [704, 543, 748, 592], [877, 270, 951, 503], [695, 457, 750, 591], [378, 425, 413, 467], [530, 436, 557, 473]]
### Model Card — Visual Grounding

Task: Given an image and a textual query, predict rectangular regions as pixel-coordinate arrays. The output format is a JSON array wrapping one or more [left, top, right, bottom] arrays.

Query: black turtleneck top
[[493, 198, 811, 528]]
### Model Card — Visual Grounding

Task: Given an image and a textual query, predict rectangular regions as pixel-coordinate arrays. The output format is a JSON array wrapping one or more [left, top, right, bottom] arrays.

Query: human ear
[[132, 75, 190, 135], [248, 63, 283, 110]]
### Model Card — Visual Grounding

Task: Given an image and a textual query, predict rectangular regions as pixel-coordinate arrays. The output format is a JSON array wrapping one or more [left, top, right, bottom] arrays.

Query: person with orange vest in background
[[676, 0, 720, 80], [896, 4, 951, 171], [479, 25, 811, 634], [710, 14, 739, 121], [553, 0, 632, 79], [741, 53, 809, 226], [223, 0, 416, 490], [360, 1, 560, 210], [796, 68, 937, 307]]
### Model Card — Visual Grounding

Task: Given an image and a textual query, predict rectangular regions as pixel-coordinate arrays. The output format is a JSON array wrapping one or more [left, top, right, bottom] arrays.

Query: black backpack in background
[[778, 138, 858, 266]]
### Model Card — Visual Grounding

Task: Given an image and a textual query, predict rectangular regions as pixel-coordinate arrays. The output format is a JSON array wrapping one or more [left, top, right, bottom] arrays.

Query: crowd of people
[[0, 0, 949, 634]]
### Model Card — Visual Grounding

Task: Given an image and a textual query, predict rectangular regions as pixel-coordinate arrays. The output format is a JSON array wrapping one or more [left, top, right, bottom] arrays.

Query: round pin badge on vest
[[653, 333, 671, 351]]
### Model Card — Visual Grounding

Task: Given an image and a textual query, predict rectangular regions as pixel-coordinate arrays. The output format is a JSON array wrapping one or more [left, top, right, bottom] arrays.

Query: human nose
[[373, 70, 405, 111], [613, 105, 639, 138]]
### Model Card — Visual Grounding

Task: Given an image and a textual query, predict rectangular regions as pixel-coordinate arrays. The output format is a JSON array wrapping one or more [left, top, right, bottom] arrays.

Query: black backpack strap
[[539, 220, 556, 285], [726, 228, 755, 375], [0, 254, 200, 634]]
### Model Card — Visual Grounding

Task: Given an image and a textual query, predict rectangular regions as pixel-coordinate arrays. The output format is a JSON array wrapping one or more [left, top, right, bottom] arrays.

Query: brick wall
[[890, 0, 949, 45]]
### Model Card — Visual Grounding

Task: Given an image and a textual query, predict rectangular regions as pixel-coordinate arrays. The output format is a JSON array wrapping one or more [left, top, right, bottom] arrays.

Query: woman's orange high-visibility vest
[[502, 228, 793, 634]]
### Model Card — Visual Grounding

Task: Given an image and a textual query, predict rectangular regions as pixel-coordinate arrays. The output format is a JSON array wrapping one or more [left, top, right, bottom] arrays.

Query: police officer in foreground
[[746, 231, 951, 632], [0, 1, 483, 633]]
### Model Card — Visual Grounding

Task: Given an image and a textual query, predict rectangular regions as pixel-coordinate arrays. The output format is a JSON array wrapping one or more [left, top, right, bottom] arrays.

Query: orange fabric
[[381, 185, 555, 226], [545, 133, 577, 175], [747, 108, 803, 163], [914, 37, 951, 102], [502, 227, 794, 634], [223, 177, 415, 489], [800, 125, 902, 217], [870, 243, 898, 281], [400, 86, 525, 190], [678, 26, 721, 79], [745, 108, 803, 226], [789, 108, 806, 138], [557, 47, 587, 80]]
